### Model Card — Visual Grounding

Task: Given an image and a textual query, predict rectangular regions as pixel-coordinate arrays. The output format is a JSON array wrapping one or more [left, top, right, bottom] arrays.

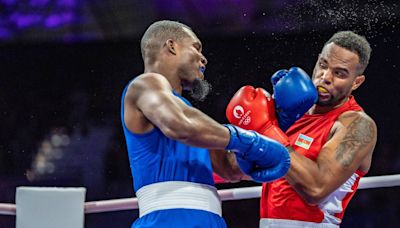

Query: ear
[[165, 39, 177, 55], [351, 75, 365, 91]]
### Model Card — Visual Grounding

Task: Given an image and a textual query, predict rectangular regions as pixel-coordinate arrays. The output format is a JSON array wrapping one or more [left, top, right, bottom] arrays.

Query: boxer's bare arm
[[285, 111, 377, 204], [209, 149, 250, 182], [124, 73, 230, 149]]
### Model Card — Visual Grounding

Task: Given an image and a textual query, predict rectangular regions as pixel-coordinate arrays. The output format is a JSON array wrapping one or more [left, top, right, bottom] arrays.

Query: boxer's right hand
[[224, 124, 290, 182], [271, 67, 317, 131], [226, 85, 289, 146]]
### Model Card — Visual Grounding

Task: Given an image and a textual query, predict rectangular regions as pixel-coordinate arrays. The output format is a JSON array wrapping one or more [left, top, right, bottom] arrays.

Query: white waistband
[[136, 181, 221, 217], [260, 218, 339, 228]]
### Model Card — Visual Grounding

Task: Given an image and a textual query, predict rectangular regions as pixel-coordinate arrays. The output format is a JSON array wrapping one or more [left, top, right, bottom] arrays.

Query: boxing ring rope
[[1, 174, 400, 216]]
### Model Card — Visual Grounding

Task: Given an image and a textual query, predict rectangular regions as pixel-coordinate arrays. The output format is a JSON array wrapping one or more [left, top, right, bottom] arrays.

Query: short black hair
[[140, 20, 195, 60], [324, 31, 372, 74]]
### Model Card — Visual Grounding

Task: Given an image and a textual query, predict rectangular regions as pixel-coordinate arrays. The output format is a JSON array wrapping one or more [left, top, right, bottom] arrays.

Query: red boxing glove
[[226, 86, 289, 146]]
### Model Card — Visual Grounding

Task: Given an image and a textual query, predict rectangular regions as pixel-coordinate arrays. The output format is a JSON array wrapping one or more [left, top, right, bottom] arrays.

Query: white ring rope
[[1, 174, 399, 216]]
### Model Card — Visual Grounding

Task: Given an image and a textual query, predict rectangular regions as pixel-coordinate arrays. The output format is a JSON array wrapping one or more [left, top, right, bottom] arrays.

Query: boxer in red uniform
[[224, 31, 377, 227]]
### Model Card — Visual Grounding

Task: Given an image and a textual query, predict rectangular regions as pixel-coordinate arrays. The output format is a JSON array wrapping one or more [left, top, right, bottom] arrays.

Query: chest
[[287, 115, 337, 161]]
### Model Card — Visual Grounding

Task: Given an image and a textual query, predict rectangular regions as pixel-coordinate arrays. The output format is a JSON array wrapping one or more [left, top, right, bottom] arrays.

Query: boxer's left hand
[[224, 124, 290, 182]]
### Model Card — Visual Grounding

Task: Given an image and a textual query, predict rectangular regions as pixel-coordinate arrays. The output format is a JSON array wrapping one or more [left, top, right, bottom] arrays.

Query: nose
[[321, 70, 333, 84], [201, 56, 208, 65]]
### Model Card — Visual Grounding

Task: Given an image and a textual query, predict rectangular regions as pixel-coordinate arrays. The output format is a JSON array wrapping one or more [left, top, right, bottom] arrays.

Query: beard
[[188, 78, 212, 101], [316, 93, 348, 107], [317, 99, 333, 107]]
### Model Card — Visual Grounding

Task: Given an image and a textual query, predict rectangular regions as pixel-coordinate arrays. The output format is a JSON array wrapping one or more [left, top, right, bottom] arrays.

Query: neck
[[144, 62, 183, 94]]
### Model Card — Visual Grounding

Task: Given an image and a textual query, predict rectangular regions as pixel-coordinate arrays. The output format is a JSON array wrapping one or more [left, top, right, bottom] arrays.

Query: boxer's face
[[175, 28, 211, 101], [312, 43, 365, 107]]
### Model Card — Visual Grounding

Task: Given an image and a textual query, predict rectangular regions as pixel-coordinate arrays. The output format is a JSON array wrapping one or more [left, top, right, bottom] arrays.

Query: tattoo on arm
[[335, 115, 374, 167]]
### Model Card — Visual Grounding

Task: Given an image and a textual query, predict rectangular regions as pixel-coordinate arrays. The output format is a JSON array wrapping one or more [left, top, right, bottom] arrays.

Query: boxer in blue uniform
[[121, 20, 293, 227]]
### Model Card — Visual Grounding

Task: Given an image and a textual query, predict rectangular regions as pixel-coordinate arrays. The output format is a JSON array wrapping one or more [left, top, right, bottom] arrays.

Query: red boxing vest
[[260, 96, 365, 225]]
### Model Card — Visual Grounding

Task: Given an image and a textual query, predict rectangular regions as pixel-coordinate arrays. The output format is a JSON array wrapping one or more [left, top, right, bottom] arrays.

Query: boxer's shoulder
[[337, 110, 375, 128]]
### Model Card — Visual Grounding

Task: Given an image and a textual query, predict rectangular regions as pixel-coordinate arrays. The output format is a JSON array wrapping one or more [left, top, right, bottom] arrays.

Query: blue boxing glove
[[271, 67, 318, 131], [235, 155, 254, 175], [224, 124, 290, 182]]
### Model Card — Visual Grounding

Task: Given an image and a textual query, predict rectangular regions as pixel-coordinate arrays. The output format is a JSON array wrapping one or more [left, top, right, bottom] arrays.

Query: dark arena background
[[1, 0, 400, 227]]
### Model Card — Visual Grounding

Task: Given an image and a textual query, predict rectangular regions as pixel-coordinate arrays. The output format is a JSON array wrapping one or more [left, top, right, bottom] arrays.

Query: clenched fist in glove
[[226, 85, 289, 146], [271, 67, 317, 131]]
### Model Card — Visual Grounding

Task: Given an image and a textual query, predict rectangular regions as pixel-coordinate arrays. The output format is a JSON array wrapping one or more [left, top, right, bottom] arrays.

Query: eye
[[193, 43, 202, 52], [335, 70, 347, 78], [318, 61, 327, 69]]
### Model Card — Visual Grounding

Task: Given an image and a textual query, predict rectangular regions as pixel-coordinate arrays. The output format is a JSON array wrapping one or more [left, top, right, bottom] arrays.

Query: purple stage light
[[9, 13, 43, 28], [57, 0, 77, 7], [45, 12, 74, 28], [0, 0, 81, 40], [30, 0, 50, 7], [1, 0, 16, 6]]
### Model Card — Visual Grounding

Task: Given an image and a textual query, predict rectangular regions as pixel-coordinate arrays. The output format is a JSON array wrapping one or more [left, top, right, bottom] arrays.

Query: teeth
[[318, 87, 328, 93]]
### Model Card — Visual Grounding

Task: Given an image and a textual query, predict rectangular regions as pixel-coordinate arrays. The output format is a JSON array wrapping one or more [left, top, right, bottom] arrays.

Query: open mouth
[[317, 86, 329, 94], [317, 86, 330, 99]]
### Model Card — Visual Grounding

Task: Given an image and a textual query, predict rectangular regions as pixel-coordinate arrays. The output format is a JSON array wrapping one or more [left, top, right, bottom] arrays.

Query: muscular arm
[[285, 111, 377, 204], [209, 149, 250, 182], [124, 73, 230, 149]]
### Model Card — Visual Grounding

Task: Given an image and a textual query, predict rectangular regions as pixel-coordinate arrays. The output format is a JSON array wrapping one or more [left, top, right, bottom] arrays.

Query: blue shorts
[[132, 208, 227, 228]]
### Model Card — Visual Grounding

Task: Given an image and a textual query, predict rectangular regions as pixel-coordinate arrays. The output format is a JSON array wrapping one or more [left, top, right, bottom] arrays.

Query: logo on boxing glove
[[233, 105, 245, 118], [232, 105, 251, 126]]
